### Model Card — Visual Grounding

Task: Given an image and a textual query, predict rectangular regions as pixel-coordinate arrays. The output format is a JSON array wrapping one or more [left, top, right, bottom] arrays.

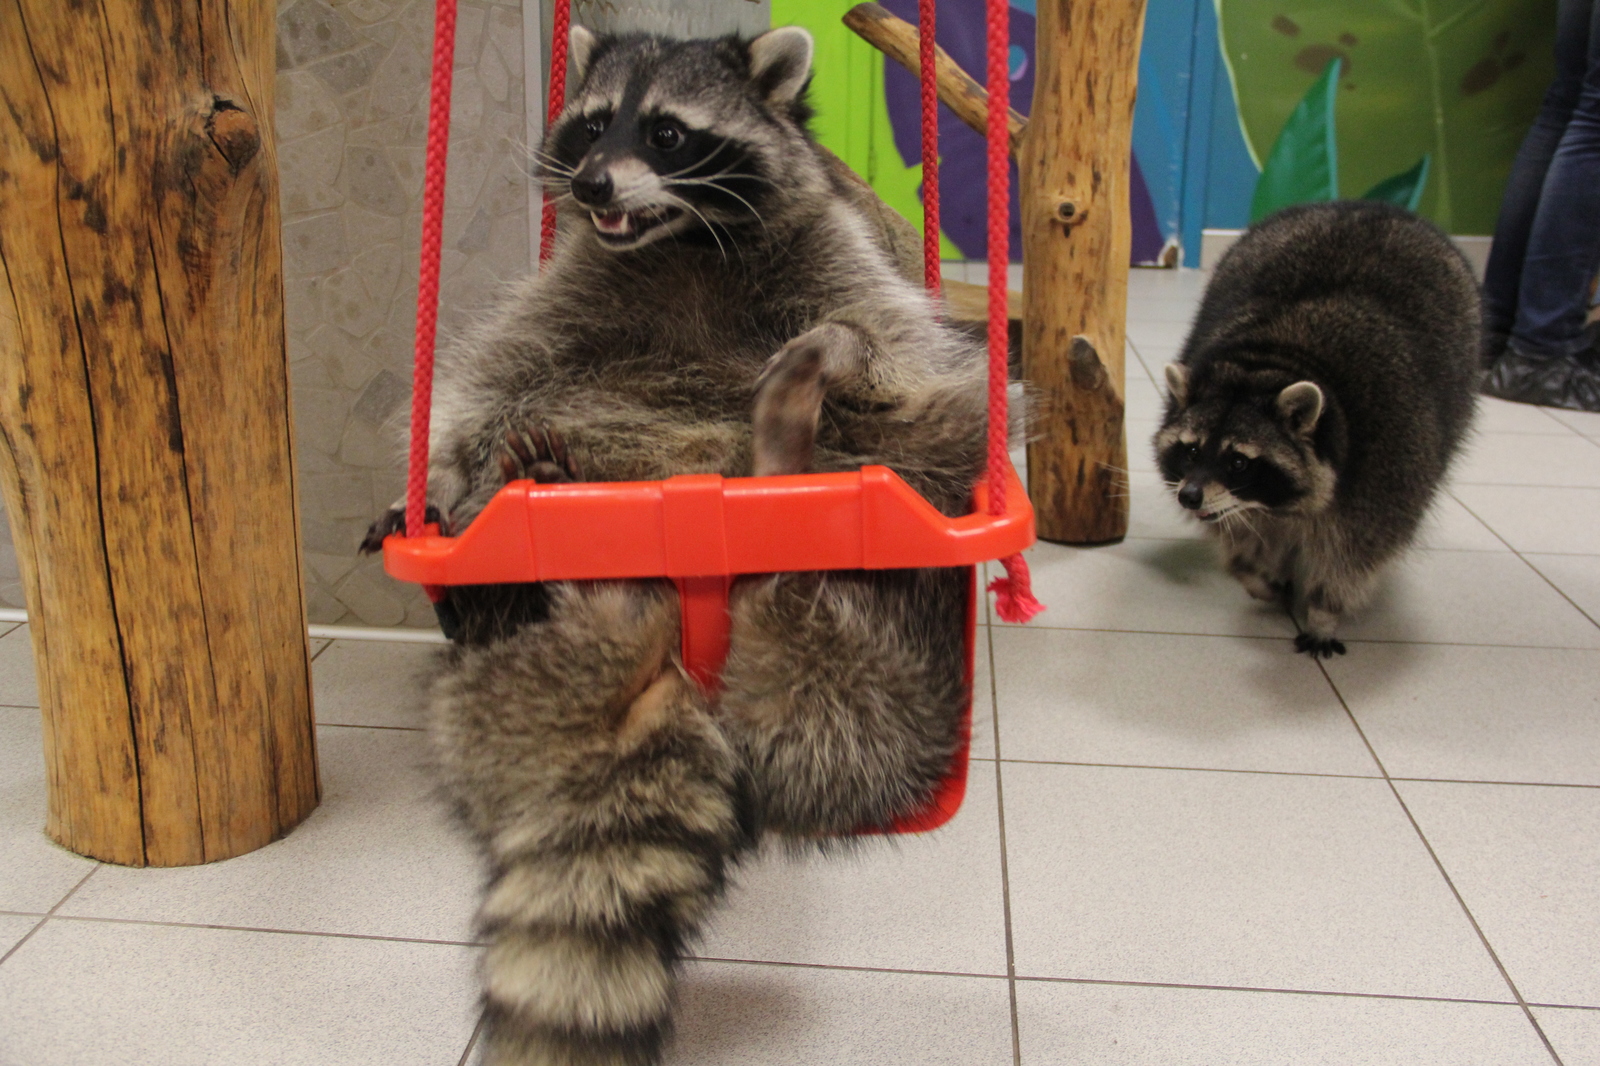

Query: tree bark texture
[[0, 0, 319, 866], [1019, 0, 1146, 544]]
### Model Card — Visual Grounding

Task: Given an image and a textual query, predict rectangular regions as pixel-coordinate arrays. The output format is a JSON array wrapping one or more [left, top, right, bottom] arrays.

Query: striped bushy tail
[[429, 582, 755, 1066]]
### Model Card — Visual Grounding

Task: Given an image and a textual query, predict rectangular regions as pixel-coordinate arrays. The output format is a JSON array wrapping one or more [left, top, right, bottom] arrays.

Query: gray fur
[[1153, 202, 1480, 656], [400, 28, 989, 1065]]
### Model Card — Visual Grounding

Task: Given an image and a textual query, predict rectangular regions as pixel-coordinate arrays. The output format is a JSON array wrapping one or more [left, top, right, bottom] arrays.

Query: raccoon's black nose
[[1177, 482, 1205, 510], [571, 172, 613, 207]]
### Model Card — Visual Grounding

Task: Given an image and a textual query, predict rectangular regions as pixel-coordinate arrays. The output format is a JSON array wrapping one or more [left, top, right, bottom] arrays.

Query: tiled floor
[[3, 269, 1599, 1064]]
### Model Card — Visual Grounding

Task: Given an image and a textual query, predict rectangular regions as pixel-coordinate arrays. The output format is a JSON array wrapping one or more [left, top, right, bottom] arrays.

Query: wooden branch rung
[[843, 2, 1027, 157]]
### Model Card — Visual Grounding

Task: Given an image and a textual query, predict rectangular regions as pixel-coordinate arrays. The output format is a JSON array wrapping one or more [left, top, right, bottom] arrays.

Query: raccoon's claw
[[499, 425, 582, 485], [1294, 633, 1347, 658], [359, 504, 442, 554]]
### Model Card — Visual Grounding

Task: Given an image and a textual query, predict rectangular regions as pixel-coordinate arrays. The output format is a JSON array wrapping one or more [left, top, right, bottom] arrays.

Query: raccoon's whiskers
[[659, 191, 730, 262], [670, 178, 770, 238], [659, 139, 736, 181]]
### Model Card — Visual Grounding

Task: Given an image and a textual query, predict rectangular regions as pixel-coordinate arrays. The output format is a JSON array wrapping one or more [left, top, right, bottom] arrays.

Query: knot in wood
[[1067, 335, 1107, 391], [1055, 199, 1087, 226], [205, 99, 260, 174]]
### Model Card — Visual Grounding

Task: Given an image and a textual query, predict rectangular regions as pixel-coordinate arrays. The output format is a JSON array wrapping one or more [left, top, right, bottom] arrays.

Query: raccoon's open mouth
[[590, 206, 683, 245]]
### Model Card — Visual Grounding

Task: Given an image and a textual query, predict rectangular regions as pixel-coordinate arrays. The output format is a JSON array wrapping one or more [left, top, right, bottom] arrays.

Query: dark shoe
[[1482, 346, 1600, 412]]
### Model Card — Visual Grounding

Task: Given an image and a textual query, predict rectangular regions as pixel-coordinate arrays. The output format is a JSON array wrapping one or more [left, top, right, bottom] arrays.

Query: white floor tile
[[1475, 397, 1575, 435], [1544, 406, 1600, 438], [1124, 472, 1202, 541], [1326, 644, 1600, 785], [1452, 485, 1600, 554], [672, 961, 1012, 1066], [1337, 551, 1600, 648], [1397, 781, 1600, 1008], [312, 639, 437, 728], [970, 636, 995, 760], [1125, 320, 1191, 352], [1453, 433, 1600, 487], [60, 727, 480, 943], [1415, 492, 1510, 551], [0, 913, 41, 956], [1015, 981, 1551, 1066], [1003, 763, 1508, 1000], [1533, 1006, 1600, 1064], [1124, 420, 1162, 472], [0, 919, 479, 1066], [1525, 553, 1600, 624], [699, 763, 1006, 975], [0, 707, 98, 913], [1124, 298, 1199, 325], [0, 624, 38, 706], [1007, 539, 1297, 639], [993, 628, 1376, 776], [1124, 376, 1166, 422]]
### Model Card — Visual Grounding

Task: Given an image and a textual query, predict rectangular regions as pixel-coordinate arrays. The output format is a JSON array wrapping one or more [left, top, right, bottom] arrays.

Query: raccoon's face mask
[[542, 26, 816, 252], [1155, 363, 1335, 523]]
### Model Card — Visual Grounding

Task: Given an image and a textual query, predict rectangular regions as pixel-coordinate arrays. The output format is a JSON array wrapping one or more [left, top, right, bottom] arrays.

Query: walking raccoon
[[366, 26, 990, 1065], [1154, 201, 1480, 657]]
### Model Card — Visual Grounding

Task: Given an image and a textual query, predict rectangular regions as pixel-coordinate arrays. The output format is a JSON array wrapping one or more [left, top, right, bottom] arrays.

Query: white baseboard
[[0, 609, 446, 645]]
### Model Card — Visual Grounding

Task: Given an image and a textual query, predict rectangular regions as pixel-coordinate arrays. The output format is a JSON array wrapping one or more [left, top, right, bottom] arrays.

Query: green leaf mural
[[1250, 58, 1340, 222], [1217, 0, 1556, 233], [1362, 156, 1432, 210]]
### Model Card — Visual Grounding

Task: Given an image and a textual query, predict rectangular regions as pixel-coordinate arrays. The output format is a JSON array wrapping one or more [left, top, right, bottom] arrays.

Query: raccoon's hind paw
[[358, 504, 442, 554], [498, 424, 583, 485], [1294, 633, 1347, 658]]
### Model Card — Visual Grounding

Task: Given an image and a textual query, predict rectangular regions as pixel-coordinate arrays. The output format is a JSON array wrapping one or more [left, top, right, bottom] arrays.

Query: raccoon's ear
[[1276, 381, 1324, 437], [749, 27, 814, 106], [568, 25, 598, 87], [1163, 363, 1189, 406]]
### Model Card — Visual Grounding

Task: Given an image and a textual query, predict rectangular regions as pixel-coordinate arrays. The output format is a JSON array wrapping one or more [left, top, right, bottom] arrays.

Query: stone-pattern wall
[[0, 0, 776, 624], [279, 0, 531, 627]]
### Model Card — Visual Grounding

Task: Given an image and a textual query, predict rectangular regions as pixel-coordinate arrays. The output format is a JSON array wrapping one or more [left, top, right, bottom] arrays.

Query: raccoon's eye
[[649, 121, 683, 151], [1182, 444, 1200, 464], [583, 115, 607, 142], [1228, 455, 1251, 473]]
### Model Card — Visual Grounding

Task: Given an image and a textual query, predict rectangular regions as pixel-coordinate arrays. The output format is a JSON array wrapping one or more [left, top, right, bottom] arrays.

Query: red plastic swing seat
[[384, 459, 1033, 832]]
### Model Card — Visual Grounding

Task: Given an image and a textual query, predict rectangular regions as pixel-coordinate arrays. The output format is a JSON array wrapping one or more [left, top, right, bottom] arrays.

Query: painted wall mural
[[1221, 0, 1557, 234], [777, 0, 1556, 266]]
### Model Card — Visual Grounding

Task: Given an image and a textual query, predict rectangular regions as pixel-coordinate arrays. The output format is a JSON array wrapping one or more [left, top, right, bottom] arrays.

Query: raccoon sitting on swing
[[363, 25, 994, 1066]]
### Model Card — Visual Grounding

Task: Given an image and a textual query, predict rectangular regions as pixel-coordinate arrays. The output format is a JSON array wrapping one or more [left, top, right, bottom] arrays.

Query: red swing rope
[[404, 0, 457, 543], [977, 0, 1041, 622], [541, 0, 573, 265], [405, 0, 1038, 620]]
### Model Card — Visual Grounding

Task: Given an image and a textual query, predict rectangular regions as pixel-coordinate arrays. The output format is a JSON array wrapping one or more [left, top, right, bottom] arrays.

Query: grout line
[[1011, 973, 1521, 1007], [692, 955, 1008, 981], [0, 611, 452, 646], [41, 912, 481, 948], [310, 640, 334, 663], [1448, 490, 1600, 633], [0, 865, 100, 968], [694, 954, 1555, 1012], [1316, 661, 1567, 1066], [1391, 776, 1600, 790], [998, 757, 1383, 780], [456, 1010, 487, 1066], [984, 620, 1022, 1066], [995, 617, 1600, 651], [1529, 1002, 1600, 1013], [316, 721, 426, 732]]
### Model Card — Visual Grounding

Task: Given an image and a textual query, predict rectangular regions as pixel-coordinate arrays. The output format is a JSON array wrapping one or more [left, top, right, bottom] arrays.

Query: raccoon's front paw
[[497, 424, 583, 485], [359, 504, 442, 554], [1294, 633, 1347, 658]]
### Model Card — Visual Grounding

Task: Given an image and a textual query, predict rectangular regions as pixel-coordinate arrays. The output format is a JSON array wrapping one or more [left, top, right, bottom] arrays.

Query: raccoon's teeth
[[592, 210, 634, 237]]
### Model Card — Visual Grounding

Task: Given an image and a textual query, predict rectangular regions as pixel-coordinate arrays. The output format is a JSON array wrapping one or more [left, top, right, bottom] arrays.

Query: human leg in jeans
[[1483, 0, 1600, 410]]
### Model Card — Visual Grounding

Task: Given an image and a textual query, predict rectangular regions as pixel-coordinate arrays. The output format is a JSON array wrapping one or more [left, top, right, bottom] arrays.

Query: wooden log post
[[1020, 0, 1146, 543], [845, 0, 1147, 544], [0, 1, 319, 865]]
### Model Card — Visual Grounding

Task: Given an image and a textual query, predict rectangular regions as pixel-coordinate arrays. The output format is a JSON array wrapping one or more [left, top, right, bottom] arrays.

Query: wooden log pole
[[844, 0, 1146, 544], [0, 0, 319, 865], [1019, 0, 1146, 543]]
